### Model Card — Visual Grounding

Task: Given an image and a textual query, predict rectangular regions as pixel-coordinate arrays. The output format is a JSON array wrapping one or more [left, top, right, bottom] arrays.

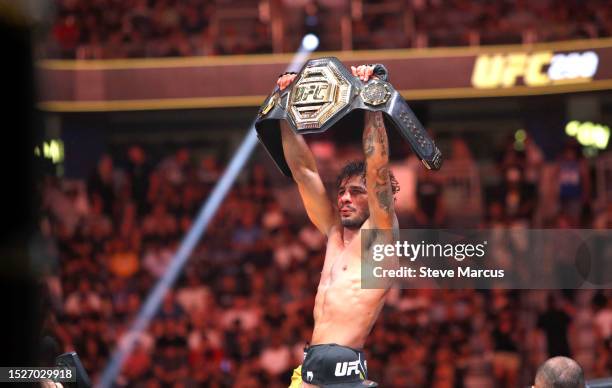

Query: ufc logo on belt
[[293, 83, 330, 104], [335, 360, 360, 376]]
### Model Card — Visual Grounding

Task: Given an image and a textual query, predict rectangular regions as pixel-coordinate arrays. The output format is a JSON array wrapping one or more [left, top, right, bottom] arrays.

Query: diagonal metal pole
[[98, 35, 319, 388]]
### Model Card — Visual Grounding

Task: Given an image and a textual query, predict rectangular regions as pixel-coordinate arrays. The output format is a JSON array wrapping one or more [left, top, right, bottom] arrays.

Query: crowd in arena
[[36, 132, 612, 387], [46, 0, 612, 58]]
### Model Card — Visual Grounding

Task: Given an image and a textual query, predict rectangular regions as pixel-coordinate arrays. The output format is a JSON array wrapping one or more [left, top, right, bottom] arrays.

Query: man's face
[[337, 174, 369, 229]]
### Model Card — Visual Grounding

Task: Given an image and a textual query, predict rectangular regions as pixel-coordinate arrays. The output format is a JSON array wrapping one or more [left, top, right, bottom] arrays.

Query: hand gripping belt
[[254, 57, 442, 178]]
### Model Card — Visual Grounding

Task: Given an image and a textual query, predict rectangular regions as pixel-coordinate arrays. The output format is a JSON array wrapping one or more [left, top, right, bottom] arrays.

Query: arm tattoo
[[363, 112, 388, 158], [376, 126, 387, 157], [367, 111, 385, 130], [374, 166, 392, 212], [364, 112, 393, 215], [374, 113, 388, 157], [364, 127, 375, 156]]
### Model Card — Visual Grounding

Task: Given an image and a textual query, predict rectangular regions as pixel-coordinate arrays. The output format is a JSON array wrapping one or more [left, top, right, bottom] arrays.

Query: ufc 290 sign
[[471, 50, 599, 88]]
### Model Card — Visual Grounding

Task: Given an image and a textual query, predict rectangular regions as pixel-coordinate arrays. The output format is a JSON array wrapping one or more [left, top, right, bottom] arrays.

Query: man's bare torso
[[276, 66, 397, 388], [310, 220, 388, 349]]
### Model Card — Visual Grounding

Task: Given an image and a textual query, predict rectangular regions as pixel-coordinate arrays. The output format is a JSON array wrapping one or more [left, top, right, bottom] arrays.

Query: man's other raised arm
[[352, 65, 395, 230], [362, 111, 395, 229], [278, 74, 338, 236]]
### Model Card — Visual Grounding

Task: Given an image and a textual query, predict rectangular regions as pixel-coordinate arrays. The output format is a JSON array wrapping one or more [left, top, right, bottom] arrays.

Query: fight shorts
[[291, 344, 377, 387]]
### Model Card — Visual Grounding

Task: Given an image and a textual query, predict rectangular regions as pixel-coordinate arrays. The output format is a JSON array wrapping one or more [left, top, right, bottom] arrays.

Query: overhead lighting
[[301, 34, 319, 51]]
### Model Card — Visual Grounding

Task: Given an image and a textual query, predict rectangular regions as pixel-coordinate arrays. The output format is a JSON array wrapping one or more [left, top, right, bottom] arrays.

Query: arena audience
[[45, 0, 612, 58], [38, 139, 612, 387]]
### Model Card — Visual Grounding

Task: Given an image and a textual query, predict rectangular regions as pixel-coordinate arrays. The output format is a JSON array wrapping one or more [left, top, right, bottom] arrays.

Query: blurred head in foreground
[[533, 356, 585, 388]]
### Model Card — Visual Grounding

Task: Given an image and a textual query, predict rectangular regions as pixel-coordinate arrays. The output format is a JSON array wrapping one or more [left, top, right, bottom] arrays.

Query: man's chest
[[322, 235, 362, 284]]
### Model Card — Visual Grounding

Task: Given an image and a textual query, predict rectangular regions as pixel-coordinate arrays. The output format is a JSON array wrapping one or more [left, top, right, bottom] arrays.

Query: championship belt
[[254, 57, 442, 177]]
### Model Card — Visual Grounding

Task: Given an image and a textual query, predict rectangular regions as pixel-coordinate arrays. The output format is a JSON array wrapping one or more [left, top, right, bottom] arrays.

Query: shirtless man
[[277, 65, 399, 388]]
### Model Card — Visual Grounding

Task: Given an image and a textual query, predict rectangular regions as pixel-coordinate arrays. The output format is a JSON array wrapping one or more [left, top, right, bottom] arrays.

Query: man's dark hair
[[535, 357, 585, 388], [336, 161, 400, 196]]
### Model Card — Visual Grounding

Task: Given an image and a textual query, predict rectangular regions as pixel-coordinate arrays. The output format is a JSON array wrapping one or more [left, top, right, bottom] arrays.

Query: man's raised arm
[[362, 111, 394, 229], [352, 65, 395, 230], [277, 74, 338, 236]]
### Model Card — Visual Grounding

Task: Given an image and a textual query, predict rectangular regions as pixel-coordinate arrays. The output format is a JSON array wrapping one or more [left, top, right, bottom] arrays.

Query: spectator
[[262, 201, 286, 232], [80, 194, 113, 242], [221, 296, 261, 331], [594, 295, 612, 342], [249, 163, 273, 202], [106, 238, 140, 278], [176, 271, 210, 319], [87, 154, 116, 216], [122, 340, 151, 383], [572, 293, 598, 376], [259, 334, 291, 378], [42, 178, 85, 237], [64, 279, 102, 316], [533, 356, 586, 388], [273, 227, 307, 270], [491, 312, 520, 388], [523, 133, 545, 185], [538, 295, 573, 358], [263, 295, 287, 330], [142, 202, 178, 240], [143, 241, 173, 279], [153, 338, 189, 385], [157, 292, 185, 320], [159, 148, 192, 186], [555, 142, 591, 226], [126, 145, 151, 215], [495, 164, 537, 227], [231, 209, 263, 253], [53, 15, 80, 58], [414, 168, 446, 227], [298, 223, 326, 253], [593, 202, 612, 229], [197, 154, 220, 185], [449, 137, 475, 167]]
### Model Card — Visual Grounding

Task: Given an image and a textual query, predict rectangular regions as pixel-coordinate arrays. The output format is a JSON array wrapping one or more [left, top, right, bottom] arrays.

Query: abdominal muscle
[[311, 235, 388, 349]]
